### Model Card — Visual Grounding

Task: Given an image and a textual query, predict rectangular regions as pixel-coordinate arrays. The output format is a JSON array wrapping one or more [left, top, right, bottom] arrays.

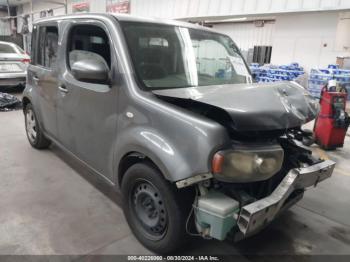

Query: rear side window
[[30, 27, 37, 63], [0, 43, 17, 54], [36, 26, 59, 69], [67, 25, 111, 69]]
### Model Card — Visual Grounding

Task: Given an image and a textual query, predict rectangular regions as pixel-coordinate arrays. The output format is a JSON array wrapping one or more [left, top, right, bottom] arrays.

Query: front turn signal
[[212, 153, 224, 174]]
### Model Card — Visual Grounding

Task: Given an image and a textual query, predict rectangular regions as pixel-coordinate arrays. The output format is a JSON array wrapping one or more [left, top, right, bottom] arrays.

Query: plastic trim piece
[[176, 173, 213, 188]]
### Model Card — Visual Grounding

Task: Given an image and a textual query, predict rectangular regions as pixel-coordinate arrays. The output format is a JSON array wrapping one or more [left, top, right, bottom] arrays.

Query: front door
[[56, 20, 118, 182]]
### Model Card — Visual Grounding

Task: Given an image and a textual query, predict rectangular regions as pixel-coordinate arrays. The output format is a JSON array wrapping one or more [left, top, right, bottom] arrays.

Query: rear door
[[28, 24, 59, 138], [56, 19, 119, 182]]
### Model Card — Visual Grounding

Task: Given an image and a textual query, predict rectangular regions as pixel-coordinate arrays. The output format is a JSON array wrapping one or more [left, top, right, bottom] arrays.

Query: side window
[[67, 25, 111, 70], [135, 36, 172, 80], [36, 26, 59, 69], [30, 27, 37, 64], [37, 27, 45, 66]]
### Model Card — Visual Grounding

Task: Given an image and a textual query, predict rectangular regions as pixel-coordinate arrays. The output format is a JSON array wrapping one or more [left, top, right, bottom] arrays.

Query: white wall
[[270, 12, 348, 72], [213, 21, 275, 52], [66, 0, 107, 13], [210, 12, 349, 73], [131, 0, 350, 20], [0, 10, 11, 35]]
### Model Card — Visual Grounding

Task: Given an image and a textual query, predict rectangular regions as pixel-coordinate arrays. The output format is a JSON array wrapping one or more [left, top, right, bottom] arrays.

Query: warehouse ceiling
[[1, 0, 39, 6], [5, 0, 68, 8]]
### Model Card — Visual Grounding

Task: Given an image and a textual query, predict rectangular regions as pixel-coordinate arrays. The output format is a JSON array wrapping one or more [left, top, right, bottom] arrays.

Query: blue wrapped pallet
[[250, 62, 305, 84], [308, 65, 350, 100]]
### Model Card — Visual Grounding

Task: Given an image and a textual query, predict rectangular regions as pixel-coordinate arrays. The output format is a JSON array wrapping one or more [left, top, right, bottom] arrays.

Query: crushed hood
[[153, 82, 319, 131]]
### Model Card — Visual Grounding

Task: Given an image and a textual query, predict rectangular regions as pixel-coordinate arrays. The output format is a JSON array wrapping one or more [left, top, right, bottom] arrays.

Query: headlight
[[212, 144, 284, 183]]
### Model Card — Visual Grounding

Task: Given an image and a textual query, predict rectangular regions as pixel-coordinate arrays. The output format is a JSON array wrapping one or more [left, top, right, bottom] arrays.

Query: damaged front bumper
[[237, 160, 335, 236]]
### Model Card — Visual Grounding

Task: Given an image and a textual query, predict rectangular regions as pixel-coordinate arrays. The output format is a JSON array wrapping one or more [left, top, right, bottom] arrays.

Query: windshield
[[121, 22, 251, 90]]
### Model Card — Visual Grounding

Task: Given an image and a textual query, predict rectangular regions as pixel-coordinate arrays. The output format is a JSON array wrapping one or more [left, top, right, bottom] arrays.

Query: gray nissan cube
[[23, 13, 335, 254]]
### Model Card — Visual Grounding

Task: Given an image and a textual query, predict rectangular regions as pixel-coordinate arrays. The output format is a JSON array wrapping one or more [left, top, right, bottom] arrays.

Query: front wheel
[[121, 162, 194, 254]]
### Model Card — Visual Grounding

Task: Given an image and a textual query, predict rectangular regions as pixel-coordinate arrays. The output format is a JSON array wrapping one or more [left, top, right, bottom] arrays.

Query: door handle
[[33, 76, 39, 82], [58, 85, 68, 93]]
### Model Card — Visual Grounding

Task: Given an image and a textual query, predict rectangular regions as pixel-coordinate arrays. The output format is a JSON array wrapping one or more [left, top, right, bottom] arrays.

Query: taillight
[[21, 58, 31, 63]]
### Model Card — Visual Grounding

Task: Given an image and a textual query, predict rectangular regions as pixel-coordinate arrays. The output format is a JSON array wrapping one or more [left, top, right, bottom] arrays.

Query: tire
[[24, 103, 51, 149], [121, 162, 194, 254]]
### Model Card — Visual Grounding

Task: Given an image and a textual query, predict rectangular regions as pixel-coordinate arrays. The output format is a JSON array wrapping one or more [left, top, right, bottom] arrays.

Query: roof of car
[[0, 41, 18, 47], [34, 13, 215, 32]]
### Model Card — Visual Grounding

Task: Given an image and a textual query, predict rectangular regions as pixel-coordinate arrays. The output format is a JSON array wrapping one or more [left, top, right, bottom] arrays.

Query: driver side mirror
[[71, 58, 110, 84]]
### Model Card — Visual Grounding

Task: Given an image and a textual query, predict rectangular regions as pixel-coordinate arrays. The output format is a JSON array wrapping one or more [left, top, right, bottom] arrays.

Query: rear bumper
[[237, 160, 335, 236], [0, 72, 26, 87]]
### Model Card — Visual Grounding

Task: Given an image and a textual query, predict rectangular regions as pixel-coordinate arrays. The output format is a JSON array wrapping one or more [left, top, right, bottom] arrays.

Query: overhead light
[[206, 17, 248, 24]]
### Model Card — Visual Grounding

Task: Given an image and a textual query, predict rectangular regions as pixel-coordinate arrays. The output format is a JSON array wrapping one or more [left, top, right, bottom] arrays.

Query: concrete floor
[[1, 93, 350, 260]]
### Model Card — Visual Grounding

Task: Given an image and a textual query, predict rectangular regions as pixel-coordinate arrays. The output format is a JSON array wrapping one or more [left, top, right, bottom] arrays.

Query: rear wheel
[[121, 162, 194, 254], [25, 103, 51, 149]]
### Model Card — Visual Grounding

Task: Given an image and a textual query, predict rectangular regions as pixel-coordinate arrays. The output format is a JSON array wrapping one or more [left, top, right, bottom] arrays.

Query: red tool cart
[[314, 83, 350, 150]]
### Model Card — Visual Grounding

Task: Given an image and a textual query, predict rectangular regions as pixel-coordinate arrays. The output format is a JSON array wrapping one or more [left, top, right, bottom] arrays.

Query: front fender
[[114, 80, 231, 185], [116, 127, 191, 182], [115, 118, 229, 184]]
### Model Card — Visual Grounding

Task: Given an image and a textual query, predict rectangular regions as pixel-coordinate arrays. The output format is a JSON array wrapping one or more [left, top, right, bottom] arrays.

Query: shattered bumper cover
[[237, 160, 335, 236]]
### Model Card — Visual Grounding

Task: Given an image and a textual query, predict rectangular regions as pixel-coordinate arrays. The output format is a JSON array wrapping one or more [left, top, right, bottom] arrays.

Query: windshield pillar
[[178, 27, 198, 87]]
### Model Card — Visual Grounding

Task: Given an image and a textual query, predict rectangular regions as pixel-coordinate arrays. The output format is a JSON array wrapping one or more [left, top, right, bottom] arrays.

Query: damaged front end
[[160, 82, 334, 241], [180, 137, 335, 241], [153, 81, 320, 134], [237, 159, 334, 236]]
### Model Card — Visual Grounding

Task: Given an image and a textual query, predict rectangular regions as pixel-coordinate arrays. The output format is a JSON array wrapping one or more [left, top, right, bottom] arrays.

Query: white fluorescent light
[[206, 17, 248, 23]]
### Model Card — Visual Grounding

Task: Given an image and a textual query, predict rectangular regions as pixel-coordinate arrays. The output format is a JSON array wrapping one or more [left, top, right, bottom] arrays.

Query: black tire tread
[[25, 103, 51, 149], [121, 162, 194, 254]]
